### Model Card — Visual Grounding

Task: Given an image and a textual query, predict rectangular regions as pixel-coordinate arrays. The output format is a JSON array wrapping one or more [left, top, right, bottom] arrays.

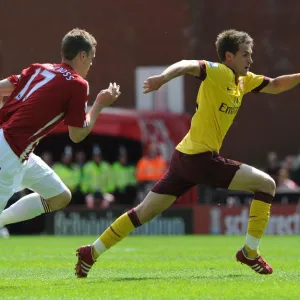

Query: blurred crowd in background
[[12, 143, 168, 210], [212, 150, 300, 208], [265, 151, 300, 192], [10, 145, 300, 210]]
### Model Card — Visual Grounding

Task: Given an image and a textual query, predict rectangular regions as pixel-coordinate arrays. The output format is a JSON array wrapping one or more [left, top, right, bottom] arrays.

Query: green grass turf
[[0, 235, 298, 300]]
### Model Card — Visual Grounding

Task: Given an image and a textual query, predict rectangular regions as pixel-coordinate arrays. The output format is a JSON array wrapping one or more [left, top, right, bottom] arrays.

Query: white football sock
[[245, 233, 261, 250], [0, 193, 50, 227], [92, 238, 107, 258]]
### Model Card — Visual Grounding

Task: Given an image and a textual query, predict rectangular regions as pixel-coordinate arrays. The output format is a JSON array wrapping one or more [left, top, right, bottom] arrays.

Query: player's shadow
[[0, 286, 23, 290], [88, 273, 244, 282]]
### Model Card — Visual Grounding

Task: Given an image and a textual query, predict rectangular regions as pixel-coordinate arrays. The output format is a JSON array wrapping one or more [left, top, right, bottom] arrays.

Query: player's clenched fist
[[96, 82, 121, 108], [143, 75, 167, 94]]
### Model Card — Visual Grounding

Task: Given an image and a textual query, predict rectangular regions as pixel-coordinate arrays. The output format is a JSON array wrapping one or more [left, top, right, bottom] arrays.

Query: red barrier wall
[[194, 204, 300, 235]]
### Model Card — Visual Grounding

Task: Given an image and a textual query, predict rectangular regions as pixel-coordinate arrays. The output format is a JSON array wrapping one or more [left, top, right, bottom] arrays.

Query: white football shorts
[[0, 129, 67, 212]]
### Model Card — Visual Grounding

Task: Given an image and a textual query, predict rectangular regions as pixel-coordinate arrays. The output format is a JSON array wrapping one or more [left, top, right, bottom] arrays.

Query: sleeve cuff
[[251, 76, 270, 93], [196, 60, 207, 81], [7, 75, 20, 87]]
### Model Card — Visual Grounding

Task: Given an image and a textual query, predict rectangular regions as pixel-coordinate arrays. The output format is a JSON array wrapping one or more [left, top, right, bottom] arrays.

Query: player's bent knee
[[269, 177, 276, 194], [254, 175, 276, 203], [47, 189, 72, 211], [59, 189, 72, 208], [261, 175, 276, 196]]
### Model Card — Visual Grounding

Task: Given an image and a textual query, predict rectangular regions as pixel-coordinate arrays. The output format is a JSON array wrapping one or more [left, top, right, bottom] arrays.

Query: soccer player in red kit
[[0, 28, 120, 230]]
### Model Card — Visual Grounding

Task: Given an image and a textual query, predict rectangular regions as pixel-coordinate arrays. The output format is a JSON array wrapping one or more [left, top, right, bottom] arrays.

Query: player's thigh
[[20, 153, 68, 199], [30, 172, 69, 200], [0, 183, 16, 212], [136, 151, 195, 222], [228, 163, 276, 196], [151, 151, 196, 199], [149, 151, 237, 199], [204, 153, 241, 189], [0, 131, 25, 211]]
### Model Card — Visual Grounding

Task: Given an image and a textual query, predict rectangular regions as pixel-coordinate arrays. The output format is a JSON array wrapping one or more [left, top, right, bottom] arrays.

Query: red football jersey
[[0, 63, 89, 161]]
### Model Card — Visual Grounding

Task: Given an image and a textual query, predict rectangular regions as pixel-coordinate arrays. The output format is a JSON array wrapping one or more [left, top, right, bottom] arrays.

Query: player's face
[[231, 43, 253, 76], [80, 47, 96, 78]]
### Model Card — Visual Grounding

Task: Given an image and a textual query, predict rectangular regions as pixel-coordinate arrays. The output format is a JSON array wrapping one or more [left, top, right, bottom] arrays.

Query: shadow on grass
[[0, 286, 23, 290], [84, 273, 245, 283]]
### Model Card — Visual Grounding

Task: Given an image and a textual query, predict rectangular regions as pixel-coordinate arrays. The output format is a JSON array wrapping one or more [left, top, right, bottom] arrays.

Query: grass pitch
[[0, 235, 298, 299]]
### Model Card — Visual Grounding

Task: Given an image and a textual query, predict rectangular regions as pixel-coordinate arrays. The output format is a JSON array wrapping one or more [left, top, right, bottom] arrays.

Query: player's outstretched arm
[[143, 60, 200, 94], [0, 79, 15, 105], [261, 73, 300, 94], [0, 79, 15, 106], [68, 83, 121, 143], [0, 78, 15, 96]]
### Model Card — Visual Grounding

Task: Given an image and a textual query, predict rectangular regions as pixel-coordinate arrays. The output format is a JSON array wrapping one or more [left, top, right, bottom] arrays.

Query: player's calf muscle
[[135, 192, 176, 223], [135, 206, 157, 223], [46, 190, 71, 211]]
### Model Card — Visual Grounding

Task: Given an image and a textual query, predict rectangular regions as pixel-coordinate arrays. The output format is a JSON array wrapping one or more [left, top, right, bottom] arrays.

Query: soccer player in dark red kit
[[0, 28, 120, 231]]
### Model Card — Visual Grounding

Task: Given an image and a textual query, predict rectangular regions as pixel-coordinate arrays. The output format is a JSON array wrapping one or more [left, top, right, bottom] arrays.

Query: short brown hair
[[215, 29, 253, 62], [61, 28, 97, 60]]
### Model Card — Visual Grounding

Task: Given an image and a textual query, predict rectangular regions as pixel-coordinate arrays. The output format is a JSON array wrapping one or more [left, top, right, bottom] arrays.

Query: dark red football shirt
[[0, 63, 89, 160]]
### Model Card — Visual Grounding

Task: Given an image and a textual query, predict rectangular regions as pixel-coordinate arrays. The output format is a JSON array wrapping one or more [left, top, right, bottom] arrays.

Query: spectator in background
[[290, 149, 300, 186], [265, 151, 280, 184], [276, 168, 300, 192], [281, 155, 295, 174], [112, 146, 137, 206], [281, 154, 299, 184], [82, 145, 114, 209], [136, 142, 168, 202], [52, 146, 81, 203], [127, 155, 138, 204], [71, 150, 87, 205], [75, 150, 86, 169], [40, 151, 54, 168]]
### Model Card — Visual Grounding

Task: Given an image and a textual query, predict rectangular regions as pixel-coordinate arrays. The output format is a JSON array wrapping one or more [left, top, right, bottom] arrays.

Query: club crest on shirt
[[208, 61, 219, 68]]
